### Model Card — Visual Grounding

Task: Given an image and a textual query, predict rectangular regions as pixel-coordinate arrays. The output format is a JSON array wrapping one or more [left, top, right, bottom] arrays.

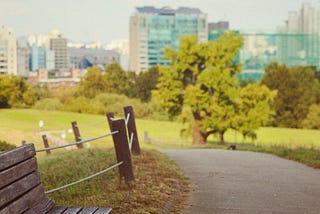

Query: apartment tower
[[0, 24, 17, 75], [129, 6, 207, 73]]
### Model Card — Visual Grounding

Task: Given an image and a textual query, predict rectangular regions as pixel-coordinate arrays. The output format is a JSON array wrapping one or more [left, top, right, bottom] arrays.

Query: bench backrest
[[0, 144, 54, 214]]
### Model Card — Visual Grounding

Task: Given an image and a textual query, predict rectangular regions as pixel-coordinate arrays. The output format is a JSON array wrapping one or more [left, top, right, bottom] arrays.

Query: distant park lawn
[[0, 109, 319, 150]]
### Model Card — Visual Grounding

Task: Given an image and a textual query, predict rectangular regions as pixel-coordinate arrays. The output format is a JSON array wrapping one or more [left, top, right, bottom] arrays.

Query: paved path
[[161, 149, 320, 214]]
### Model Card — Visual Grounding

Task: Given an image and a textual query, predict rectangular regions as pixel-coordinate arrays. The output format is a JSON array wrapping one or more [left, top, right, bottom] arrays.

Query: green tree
[[155, 33, 244, 144], [302, 104, 320, 129], [261, 63, 320, 128], [105, 62, 128, 95], [77, 66, 108, 98], [0, 75, 35, 108], [131, 66, 159, 102], [235, 84, 276, 140]]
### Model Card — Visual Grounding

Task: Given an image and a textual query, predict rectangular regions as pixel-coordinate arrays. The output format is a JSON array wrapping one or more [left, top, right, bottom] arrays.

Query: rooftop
[[136, 6, 204, 15]]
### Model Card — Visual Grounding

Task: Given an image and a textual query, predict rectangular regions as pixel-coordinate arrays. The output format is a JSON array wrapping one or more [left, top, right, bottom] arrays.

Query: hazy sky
[[0, 0, 319, 44]]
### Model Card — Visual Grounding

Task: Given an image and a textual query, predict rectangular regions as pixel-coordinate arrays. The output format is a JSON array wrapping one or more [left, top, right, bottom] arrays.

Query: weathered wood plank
[[78, 207, 99, 214], [124, 106, 141, 155], [63, 206, 83, 214], [0, 171, 41, 208], [0, 157, 37, 189], [47, 206, 68, 214], [0, 184, 44, 214], [24, 197, 55, 214], [0, 144, 35, 171], [93, 208, 112, 214]]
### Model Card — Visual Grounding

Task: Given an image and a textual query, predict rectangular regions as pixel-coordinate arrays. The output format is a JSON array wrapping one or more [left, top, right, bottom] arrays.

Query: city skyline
[[1, 0, 320, 44]]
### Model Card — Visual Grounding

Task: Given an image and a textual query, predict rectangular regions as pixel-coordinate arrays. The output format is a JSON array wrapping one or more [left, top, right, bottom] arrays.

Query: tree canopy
[[261, 63, 320, 128], [0, 75, 34, 108], [155, 33, 275, 144]]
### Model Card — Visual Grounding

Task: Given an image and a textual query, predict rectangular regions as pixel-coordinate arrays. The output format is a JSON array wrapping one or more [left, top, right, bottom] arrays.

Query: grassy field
[[38, 148, 189, 213], [2, 108, 320, 212], [1, 109, 319, 150]]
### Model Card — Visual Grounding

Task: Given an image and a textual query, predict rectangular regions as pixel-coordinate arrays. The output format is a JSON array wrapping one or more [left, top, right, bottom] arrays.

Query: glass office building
[[129, 6, 207, 73]]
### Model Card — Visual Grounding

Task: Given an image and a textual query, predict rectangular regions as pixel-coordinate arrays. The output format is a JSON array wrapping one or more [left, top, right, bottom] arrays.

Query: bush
[[60, 93, 155, 118], [33, 98, 62, 111], [0, 140, 16, 152]]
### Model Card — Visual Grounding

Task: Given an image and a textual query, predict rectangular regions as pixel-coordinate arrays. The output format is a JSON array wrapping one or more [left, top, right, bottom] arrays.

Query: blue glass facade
[[29, 45, 55, 71], [129, 7, 207, 73]]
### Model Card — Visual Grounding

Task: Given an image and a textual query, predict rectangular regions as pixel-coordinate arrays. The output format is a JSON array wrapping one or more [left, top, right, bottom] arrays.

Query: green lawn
[[1, 109, 320, 150]]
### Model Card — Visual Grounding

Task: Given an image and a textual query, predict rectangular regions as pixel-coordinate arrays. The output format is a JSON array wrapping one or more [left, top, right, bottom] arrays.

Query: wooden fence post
[[71, 121, 83, 149], [124, 106, 141, 155], [42, 135, 51, 155], [107, 115, 134, 183], [106, 112, 114, 131]]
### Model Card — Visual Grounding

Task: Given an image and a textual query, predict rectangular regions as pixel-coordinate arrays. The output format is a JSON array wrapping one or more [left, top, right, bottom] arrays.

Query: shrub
[[0, 140, 16, 152], [33, 98, 62, 111]]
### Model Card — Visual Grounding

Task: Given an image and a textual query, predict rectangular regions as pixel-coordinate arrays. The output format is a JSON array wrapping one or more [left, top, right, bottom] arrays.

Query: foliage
[[62, 96, 98, 114], [61, 93, 153, 118], [77, 66, 108, 98], [261, 63, 320, 128], [104, 62, 129, 96], [0, 140, 16, 152], [235, 84, 276, 140], [52, 86, 77, 104], [0, 75, 35, 108], [31, 84, 52, 100], [302, 104, 320, 129], [33, 98, 63, 111], [130, 66, 159, 102], [155, 32, 263, 144]]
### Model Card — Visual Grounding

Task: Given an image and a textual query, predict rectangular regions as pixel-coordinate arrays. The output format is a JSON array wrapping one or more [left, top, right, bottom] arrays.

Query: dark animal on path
[[227, 145, 236, 150]]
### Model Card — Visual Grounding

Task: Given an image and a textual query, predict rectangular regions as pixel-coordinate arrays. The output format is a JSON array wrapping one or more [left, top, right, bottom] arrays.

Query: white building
[[0, 24, 17, 75]]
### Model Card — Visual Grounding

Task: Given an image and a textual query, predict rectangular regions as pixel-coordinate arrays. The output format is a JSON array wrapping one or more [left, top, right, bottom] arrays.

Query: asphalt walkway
[[161, 149, 320, 214]]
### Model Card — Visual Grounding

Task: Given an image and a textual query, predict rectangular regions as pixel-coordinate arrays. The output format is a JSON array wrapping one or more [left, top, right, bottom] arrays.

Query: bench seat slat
[[78, 207, 99, 214], [0, 144, 35, 171], [93, 208, 112, 214], [0, 145, 113, 214], [24, 197, 55, 214], [0, 157, 37, 189], [0, 184, 45, 214], [63, 206, 83, 214], [0, 171, 41, 208], [47, 206, 68, 214]]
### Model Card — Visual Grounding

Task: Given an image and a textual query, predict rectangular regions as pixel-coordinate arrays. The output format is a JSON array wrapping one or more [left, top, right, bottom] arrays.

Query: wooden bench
[[0, 144, 112, 214]]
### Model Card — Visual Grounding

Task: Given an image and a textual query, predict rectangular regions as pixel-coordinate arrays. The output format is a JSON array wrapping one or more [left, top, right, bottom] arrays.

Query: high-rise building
[[129, 6, 207, 73], [208, 21, 230, 41], [47, 31, 69, 70], [29, 45, 55, 71], [0, 24, 17, 75], [277, 2, 320, 67], [17, 38, 30, 77]]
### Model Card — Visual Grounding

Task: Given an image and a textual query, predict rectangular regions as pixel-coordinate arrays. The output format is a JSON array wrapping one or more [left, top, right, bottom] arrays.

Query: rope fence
[[45, 161, 123, 194], [35, 131, 118, 153], [23, 106, 141, 194], [77, 119, 107, 128]]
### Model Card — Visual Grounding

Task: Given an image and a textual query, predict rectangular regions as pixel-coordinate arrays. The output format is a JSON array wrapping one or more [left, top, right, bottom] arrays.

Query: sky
[[0, 0, 319, 44]]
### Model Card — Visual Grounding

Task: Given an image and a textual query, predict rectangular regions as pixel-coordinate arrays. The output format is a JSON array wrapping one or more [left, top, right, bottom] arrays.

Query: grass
[[38, 148, 189, 213], [230, 144, 320, 169], [2, 109, 320, 211], [1, 109, 320, 150]]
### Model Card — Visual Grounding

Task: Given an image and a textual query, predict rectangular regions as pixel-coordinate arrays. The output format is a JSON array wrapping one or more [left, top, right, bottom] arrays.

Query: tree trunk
[[219, 131, 225, 144], [193, 123, 208, 144]]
